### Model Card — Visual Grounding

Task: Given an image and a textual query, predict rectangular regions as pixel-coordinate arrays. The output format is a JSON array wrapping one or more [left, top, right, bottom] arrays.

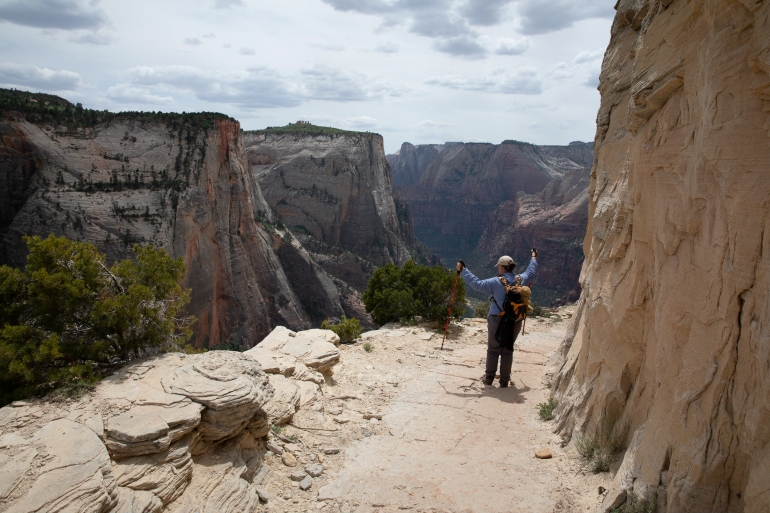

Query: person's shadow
[[439, 382, 531, 404]]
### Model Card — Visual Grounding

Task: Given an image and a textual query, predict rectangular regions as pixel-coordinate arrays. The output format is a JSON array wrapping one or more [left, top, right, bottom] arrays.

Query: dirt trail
[[262, 306, 609, 513]]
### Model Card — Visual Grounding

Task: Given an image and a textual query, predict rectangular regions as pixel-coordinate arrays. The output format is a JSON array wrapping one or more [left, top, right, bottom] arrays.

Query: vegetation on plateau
[[362, 260, 466, 326], [321, 315, 363, 344], [0, 87, 233, 132], [0, 235, 195, 406], [245, 122, 367, 138]]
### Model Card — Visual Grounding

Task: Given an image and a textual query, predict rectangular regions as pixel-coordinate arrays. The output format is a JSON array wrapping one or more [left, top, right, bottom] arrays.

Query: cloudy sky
[[0, 0, 615, 153]]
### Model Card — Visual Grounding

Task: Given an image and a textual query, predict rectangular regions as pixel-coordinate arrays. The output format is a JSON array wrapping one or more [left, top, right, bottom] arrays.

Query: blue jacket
[[461, 258, 538, 316]]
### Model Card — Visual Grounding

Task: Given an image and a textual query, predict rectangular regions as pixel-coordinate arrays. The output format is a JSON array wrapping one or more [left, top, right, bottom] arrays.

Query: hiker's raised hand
[[531, 248, 538, 258], [456, 260, 465, 272]]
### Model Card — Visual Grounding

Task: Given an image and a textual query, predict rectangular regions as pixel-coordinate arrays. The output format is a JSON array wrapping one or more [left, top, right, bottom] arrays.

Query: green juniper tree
[[0, 235, 195, 405]]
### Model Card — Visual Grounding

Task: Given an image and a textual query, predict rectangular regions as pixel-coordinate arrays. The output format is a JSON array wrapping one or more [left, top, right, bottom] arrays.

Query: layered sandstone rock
[[0, 101, 345, 347], [243, 129, 438, 294], [553, 1, 770, 512], [0, 327, 339, 513], [478, 167, 590, 305]]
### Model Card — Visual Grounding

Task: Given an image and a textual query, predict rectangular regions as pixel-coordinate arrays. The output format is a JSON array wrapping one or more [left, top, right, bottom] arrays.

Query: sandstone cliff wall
[[0, 107, 344, 347], [243, 131, 437, 292], [553, 1, 770, 512]]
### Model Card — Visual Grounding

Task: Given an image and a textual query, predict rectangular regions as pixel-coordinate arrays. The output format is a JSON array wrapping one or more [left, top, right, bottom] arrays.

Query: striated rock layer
[[0, 327, 340, 513], [0, 100, 345, 347], [244, 130, 438, 293], [553, 1, 770, 512]]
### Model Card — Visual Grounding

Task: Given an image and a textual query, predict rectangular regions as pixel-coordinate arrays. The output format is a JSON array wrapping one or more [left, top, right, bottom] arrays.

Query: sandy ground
[[260, 306, 613, 513]]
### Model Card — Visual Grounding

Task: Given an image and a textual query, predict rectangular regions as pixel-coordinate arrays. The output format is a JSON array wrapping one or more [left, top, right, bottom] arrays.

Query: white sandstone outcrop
[[0, 326, 340, 513]]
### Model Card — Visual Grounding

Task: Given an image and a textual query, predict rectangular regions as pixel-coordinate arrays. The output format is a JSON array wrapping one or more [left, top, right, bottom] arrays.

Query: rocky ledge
[[0, 327, 341, 513]]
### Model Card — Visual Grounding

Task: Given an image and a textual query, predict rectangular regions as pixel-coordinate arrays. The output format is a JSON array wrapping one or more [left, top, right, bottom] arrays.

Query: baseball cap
[[495, 255, 515, 267]]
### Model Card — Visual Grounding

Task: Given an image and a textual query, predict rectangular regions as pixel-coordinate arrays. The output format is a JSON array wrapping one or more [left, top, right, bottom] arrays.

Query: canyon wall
[[553, 1, 770, 512], [478, 167, 590, 305], [243, 129, 437, 293], [389, 140, 593, 303], [0, 96, 344, 348]]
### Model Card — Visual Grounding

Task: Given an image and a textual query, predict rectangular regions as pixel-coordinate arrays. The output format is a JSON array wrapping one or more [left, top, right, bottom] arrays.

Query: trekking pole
[[441, 268, 461, 350]]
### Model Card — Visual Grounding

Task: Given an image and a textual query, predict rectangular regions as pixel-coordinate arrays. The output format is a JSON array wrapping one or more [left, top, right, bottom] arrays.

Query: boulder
[[292, 362, 325, 385], [262, 374, 300, 425], [162, 351, 273, 441], [105, 407, 171, 459], [298, 328, 340, 346], [245, 326, 340, 375], [2, 419, 118, 513]]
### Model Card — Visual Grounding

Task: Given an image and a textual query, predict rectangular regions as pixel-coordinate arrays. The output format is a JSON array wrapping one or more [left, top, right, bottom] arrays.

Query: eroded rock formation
[[389, 140, 593, 303], [0, 328, 341, 513], [553, 1, 770, 512], [243, 130, 437, 293], [478, 167, 590, 305], [0, 100, 345, 347]]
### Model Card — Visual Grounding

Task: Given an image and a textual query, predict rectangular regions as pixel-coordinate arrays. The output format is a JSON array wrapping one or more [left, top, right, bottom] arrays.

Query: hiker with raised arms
[[456, 249, 538, 388]]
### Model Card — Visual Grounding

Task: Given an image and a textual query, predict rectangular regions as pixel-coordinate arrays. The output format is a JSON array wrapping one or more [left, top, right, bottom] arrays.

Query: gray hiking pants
[[485, 315, 522, 384]]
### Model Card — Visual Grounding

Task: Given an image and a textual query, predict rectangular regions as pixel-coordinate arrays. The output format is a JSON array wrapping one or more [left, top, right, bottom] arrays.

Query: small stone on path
[[290, 471, 307, 481], [266, 441, 284, 455], [535, 449, 553, 459], [282, 452, 298, 466], [305, 464, 324, 477], [255, 487, 272, 502], [323, 447, 340, 455], [284, 442, 302, 453], [299, 475, 313, 490], [419, 333, 434, 341], [333, 416, 350, 424], [413, 352, 427, 357]]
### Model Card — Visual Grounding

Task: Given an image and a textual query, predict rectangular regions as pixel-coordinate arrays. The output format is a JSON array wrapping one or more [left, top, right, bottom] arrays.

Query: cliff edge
[[553, 1, 770, 512]]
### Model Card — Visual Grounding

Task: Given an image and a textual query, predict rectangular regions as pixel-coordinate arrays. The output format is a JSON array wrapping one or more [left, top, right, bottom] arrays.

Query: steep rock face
[[478, 167, 590, 305], [243, 130, 437, 292], [386, 142, 445, 187], [0, 105, 343, 347], [390, 140, 593, 303], [553, 1, 770, 512]]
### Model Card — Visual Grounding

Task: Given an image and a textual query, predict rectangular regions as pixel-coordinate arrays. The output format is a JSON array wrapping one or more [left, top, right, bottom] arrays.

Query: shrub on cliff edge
[[0, 235, 195, 405], [362, 260, 466, 326], [321, 315, 362, 344]]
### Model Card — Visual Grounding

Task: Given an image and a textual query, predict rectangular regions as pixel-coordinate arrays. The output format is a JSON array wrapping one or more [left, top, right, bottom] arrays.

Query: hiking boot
[[499, 381, 509, 388], [482, 377, 494, 386]]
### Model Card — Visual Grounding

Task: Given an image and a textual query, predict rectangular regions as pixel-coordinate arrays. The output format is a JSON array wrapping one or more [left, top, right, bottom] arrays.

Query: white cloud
[[426, 68, 544, 95], [121, 64, 402, 109], [0, 62, 82, 90], [374, 41, 399, 53], [239, 47, 255, 55], [573, 49, 603, 64], [184, 37, 203, 46], [69, 31, 114, 45], [495, 36, 530, 55], [106, 84, 174, 105]]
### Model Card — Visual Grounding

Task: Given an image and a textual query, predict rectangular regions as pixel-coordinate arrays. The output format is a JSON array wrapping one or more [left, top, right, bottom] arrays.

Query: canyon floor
[[261, 306, 613, 513]]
